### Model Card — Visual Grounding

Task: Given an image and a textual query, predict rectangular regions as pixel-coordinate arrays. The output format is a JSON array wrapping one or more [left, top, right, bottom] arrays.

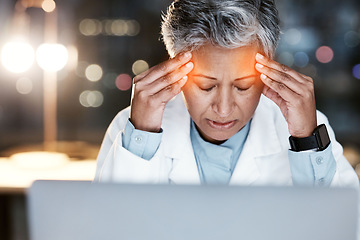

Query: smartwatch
[[289, 124, 331, 152]]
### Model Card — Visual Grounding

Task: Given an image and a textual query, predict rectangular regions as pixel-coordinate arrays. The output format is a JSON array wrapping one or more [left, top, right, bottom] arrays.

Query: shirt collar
[[190, 119, 251, 166]]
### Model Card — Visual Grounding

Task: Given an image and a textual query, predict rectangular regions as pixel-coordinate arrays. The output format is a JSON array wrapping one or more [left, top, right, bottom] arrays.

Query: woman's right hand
[[130, 52, 194, 132]]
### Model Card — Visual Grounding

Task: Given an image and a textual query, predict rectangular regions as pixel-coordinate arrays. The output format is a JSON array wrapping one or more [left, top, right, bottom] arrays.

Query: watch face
[[316, 124, 330, 149]]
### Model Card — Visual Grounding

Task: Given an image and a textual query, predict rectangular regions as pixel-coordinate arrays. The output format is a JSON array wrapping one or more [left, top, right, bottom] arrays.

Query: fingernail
[[184, 52, 192, 58], [256, 63, 264, 69], [260, 73, 267, 80], [185, 62, 193, 68], [256, 53, 264, 59]]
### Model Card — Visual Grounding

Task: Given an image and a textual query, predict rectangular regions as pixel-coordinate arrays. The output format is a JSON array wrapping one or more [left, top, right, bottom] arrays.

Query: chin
[[203, 130, 236, 144]]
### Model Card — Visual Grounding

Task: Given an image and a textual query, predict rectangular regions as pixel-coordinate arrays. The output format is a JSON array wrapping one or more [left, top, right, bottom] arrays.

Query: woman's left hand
[[255, 53, 317, 138]]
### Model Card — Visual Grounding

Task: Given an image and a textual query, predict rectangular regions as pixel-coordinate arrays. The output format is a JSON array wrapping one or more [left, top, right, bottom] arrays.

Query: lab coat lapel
[[162, 95, 201, 185], [230, 96, 282, 185]]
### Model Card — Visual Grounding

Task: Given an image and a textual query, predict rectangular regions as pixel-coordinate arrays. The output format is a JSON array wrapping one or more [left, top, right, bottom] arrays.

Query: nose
[[211, 88, 235, 118]]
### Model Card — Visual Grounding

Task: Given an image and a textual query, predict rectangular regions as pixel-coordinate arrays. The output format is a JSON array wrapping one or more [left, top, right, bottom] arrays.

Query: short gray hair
[[161, 0, 280, 58]]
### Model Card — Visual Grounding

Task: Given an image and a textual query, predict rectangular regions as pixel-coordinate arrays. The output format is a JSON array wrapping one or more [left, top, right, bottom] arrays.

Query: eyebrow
[[192, 74, 258, 81]]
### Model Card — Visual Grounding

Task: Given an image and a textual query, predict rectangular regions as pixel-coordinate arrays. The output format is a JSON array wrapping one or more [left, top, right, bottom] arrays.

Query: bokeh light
[[1, 41, 35, 73], [294, 52, 309, 68], [126, 20, 141, 36], [111, 20, 128, 36], [80, 19, 140, 37], [116, 74, 132, 91], [42, 0, 56, 13], [85, 64, 103, 82], [353, 64, 360, 79], [16, 77, 33, 95], [79, 19, 102, 36], [36, 43, 68, 72], [79, 90, 104, 108], [284, 28, 302, 45], [277, 51, 294, 67], [132, 60, 149, 75], [316, 46, 334, 63], [344, 31, 360, 48], [66, 45, 78, 70], [102, 20, 113, 35]]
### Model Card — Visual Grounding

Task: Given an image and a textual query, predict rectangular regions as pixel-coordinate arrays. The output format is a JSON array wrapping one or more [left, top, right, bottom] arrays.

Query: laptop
[[27, 180, 358, 240]]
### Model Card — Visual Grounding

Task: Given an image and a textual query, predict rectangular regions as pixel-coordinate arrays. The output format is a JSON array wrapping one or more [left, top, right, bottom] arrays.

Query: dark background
[[0, 0, 359, 155], [0, 1, 360, 240]]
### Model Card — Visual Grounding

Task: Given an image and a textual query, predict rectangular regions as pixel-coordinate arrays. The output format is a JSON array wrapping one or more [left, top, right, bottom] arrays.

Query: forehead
[[191, 44, 258, 76]]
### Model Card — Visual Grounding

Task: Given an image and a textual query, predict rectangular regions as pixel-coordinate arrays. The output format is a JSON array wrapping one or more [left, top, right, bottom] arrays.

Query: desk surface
[[0, 157, 96, 194]]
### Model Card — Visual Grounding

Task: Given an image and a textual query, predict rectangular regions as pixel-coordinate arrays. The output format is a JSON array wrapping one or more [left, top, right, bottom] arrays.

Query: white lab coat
[[95, 94, 359, 188]]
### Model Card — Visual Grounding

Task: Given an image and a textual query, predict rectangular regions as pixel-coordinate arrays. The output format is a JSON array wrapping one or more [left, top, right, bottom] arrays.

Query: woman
[[94, 0, 358, 187]]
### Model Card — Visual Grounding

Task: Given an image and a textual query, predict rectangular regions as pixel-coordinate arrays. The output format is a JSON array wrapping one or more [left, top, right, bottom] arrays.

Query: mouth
[[207, 119, 237, 130]]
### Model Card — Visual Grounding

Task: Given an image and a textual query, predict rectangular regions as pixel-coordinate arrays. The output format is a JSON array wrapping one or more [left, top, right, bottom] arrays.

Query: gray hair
[[161, 0, 280, 58]]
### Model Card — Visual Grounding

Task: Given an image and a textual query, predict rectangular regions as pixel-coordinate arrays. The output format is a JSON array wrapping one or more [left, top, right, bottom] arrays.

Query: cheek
[[182, 86, 211, 117], [235, 87, 263, 112]]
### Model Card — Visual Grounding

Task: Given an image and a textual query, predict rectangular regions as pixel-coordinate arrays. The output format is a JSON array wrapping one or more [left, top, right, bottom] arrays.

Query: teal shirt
[[190, 119, 250, 184]]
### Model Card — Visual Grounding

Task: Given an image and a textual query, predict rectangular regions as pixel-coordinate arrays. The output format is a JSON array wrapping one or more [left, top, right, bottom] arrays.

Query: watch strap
[[289, 124, 330, 152], [289, 135, 318, 152]]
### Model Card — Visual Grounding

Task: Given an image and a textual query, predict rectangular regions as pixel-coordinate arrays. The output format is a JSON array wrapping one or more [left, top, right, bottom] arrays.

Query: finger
[[298, 72, 314, 83], [260, 73, 299, 102], [152, 76, 188, 104], [255, 63, 305, 95], [133, 65, 156, 83], [136, 52, 192, 85], [262, 85, 285, 109], [147, 61, 194, 95], [255, 53, 306, 83]]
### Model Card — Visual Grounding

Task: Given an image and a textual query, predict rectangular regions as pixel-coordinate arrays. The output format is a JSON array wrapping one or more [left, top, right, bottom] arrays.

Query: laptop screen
[[27, 180, 358, 240]]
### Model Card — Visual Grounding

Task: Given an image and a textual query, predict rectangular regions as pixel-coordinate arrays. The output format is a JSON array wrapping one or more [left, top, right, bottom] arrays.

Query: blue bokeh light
[[294, 52, 309, 68], [353, 64, 360, 79]]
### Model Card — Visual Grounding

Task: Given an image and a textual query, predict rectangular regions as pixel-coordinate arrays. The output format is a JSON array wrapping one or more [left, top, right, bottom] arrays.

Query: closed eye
[[200, 85, 216, 92], [235, 86, 251, 91]]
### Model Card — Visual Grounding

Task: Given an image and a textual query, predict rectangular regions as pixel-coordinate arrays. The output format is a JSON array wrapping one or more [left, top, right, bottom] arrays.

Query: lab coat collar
[[162, 94, 283, 185], [229, 96, 283, 185]]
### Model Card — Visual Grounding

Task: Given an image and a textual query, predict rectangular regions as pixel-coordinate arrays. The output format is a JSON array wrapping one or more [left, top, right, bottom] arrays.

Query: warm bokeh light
[[116, 74, 132, 91], [87, 91, 104, 107], [16, 77, 33, 95], [80, 19, 140, 36], [1, 41, 35, 73], [102, 20, 113, 35], [42, 0, 56, 13], [132, 60, 149, 75], [79, 19, 102, 36], [36, 43, 69, 72], [126, 20, 140, 36], [85, 64, 103, 82], [316, 46, 334, 63], [353, 64, 360, 79], [111, 20, 128, 36], [66, 45, 78, 70], [79, 90, 104, 108]]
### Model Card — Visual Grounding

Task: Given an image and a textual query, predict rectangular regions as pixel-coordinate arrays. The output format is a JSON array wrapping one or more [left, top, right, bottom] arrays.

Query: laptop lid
[[27, 180, 358, 240]]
